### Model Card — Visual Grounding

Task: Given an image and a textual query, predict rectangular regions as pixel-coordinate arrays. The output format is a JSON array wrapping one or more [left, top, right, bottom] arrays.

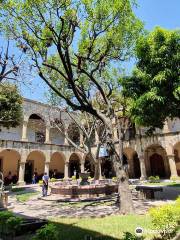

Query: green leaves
[[123, 27, 180, 129], [0, 83, 23, 128]]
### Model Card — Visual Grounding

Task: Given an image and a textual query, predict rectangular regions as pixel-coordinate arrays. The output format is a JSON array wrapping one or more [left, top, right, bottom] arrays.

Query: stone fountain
[[79, 172, 90, 185]]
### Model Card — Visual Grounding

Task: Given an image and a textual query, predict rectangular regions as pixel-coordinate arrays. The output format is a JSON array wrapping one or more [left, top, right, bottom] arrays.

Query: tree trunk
[[118, 169, 134, 214], [94, 159, 101, 180], [108, 120, 134, 214]]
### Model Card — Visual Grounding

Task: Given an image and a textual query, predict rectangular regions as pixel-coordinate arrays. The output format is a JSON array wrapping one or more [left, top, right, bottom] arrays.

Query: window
[[35, 132, 45, 143]]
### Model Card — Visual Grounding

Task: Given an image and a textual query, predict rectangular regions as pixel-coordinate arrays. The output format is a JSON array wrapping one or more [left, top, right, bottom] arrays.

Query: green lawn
[[49, 214, 153, 240], [16, 192, 39, 202]]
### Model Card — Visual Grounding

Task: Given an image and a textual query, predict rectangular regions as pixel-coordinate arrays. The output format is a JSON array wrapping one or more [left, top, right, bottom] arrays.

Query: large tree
[[123, 27, 180, 131], [0, 0, 143, 213], [0, 41, 23, 128], [0, 83, 22, 128]]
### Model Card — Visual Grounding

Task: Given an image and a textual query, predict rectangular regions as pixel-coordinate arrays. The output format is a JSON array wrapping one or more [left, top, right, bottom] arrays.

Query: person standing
[[42, 172, 49, 197]]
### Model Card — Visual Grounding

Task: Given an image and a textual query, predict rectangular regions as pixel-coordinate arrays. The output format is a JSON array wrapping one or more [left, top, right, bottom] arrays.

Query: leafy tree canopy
[[0, 0, 143, 120], [123, 27, 180, 129], [0, 83, 23, 128]]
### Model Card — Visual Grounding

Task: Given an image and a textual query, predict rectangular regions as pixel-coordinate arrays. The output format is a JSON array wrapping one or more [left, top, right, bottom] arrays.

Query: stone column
[[44, 162, 50, 176], [80, 161, 85, 173], [64, 162, 69, 179], [21, 120, 28, 141], [168, 155, 178, 178], [64, 128, 69, 145], [139, 155, 147, 180], [18, 162, 25, 185], [45, 126, 51, 144]]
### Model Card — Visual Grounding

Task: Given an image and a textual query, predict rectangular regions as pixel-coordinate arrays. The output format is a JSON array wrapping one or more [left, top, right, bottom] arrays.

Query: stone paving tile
[[8, 187, 174, 219]]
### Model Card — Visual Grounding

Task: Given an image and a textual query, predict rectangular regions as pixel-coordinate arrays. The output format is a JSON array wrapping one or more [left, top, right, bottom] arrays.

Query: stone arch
[[144, 144, 170, 178], [123, 147, 141, 179], [25, 150, 45, 183], [0, 149, 20, 185], [50, 152, 65, 178], [27, 113, 46, 143], [173, 142, 180, 176], [132, 152, 141, 179], [69, 153, 81, 178]]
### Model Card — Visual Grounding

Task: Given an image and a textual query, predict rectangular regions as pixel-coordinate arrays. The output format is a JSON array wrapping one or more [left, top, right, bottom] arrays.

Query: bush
[[50, 178, 56, 182], [71, 176, 76, 180], [122, 232, 144, 240], [112, 177, 117, 181], [6, 216, 22, 234], [0, 211, 22, 237], [0, 211, 13, 223], [38, 180, 43, 184], [149, 202, 179, 239], [32, 224, 59, 240], [170, 176, 180, 182], [148, 176, 160, 183]]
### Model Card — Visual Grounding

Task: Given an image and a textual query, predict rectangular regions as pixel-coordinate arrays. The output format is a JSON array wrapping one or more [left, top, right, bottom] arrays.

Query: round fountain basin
[[50, 183, 118, 198]]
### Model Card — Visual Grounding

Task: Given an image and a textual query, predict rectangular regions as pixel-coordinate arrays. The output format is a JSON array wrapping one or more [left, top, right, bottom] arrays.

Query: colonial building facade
[[0, 99, 180, 184]]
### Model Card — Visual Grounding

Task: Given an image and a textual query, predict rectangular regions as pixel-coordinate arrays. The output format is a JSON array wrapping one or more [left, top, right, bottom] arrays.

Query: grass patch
[[11, 187, 26, 192], [16, 192, 39, 202], [49, 214, 152, 240]]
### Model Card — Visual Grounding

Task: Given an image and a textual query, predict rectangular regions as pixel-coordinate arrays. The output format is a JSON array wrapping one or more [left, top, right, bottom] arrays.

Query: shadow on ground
[[12, 212, 121, 240]]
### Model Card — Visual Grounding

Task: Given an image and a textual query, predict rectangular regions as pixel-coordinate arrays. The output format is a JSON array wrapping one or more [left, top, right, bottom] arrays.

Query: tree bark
[[108, 121, 134, 214], [94, 159, 101, 180], [116, 167, 134, 214]]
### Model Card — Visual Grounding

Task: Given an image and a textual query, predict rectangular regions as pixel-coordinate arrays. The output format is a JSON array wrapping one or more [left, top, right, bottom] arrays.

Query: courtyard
[[0, 180, 178, 239], [0, 0, 180, 239]]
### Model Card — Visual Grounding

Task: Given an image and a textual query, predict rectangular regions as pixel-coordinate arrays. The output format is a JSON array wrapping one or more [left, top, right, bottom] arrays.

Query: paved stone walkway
[[8, 186, 173, 219]]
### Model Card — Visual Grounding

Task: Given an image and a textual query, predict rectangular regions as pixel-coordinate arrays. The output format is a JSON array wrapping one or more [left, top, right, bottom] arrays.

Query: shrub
[[0, 211, 22, 236], [6, 216, 22, 234], [122, 232, 144, 240], [148, 176, 160, 183], [112, 177, 117, 181], [0, 211, 13, 223], [38, 180, 43, 184], [170, 176, 180, 182], [50, 178, 56, 182], [71, 176, 76, 180], [32, 224, 59, 240], [149, 203, 179, 239]]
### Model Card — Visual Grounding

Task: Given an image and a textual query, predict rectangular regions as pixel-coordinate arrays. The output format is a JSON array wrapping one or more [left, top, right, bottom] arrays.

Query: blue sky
[[20, 0, 180, 103]]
